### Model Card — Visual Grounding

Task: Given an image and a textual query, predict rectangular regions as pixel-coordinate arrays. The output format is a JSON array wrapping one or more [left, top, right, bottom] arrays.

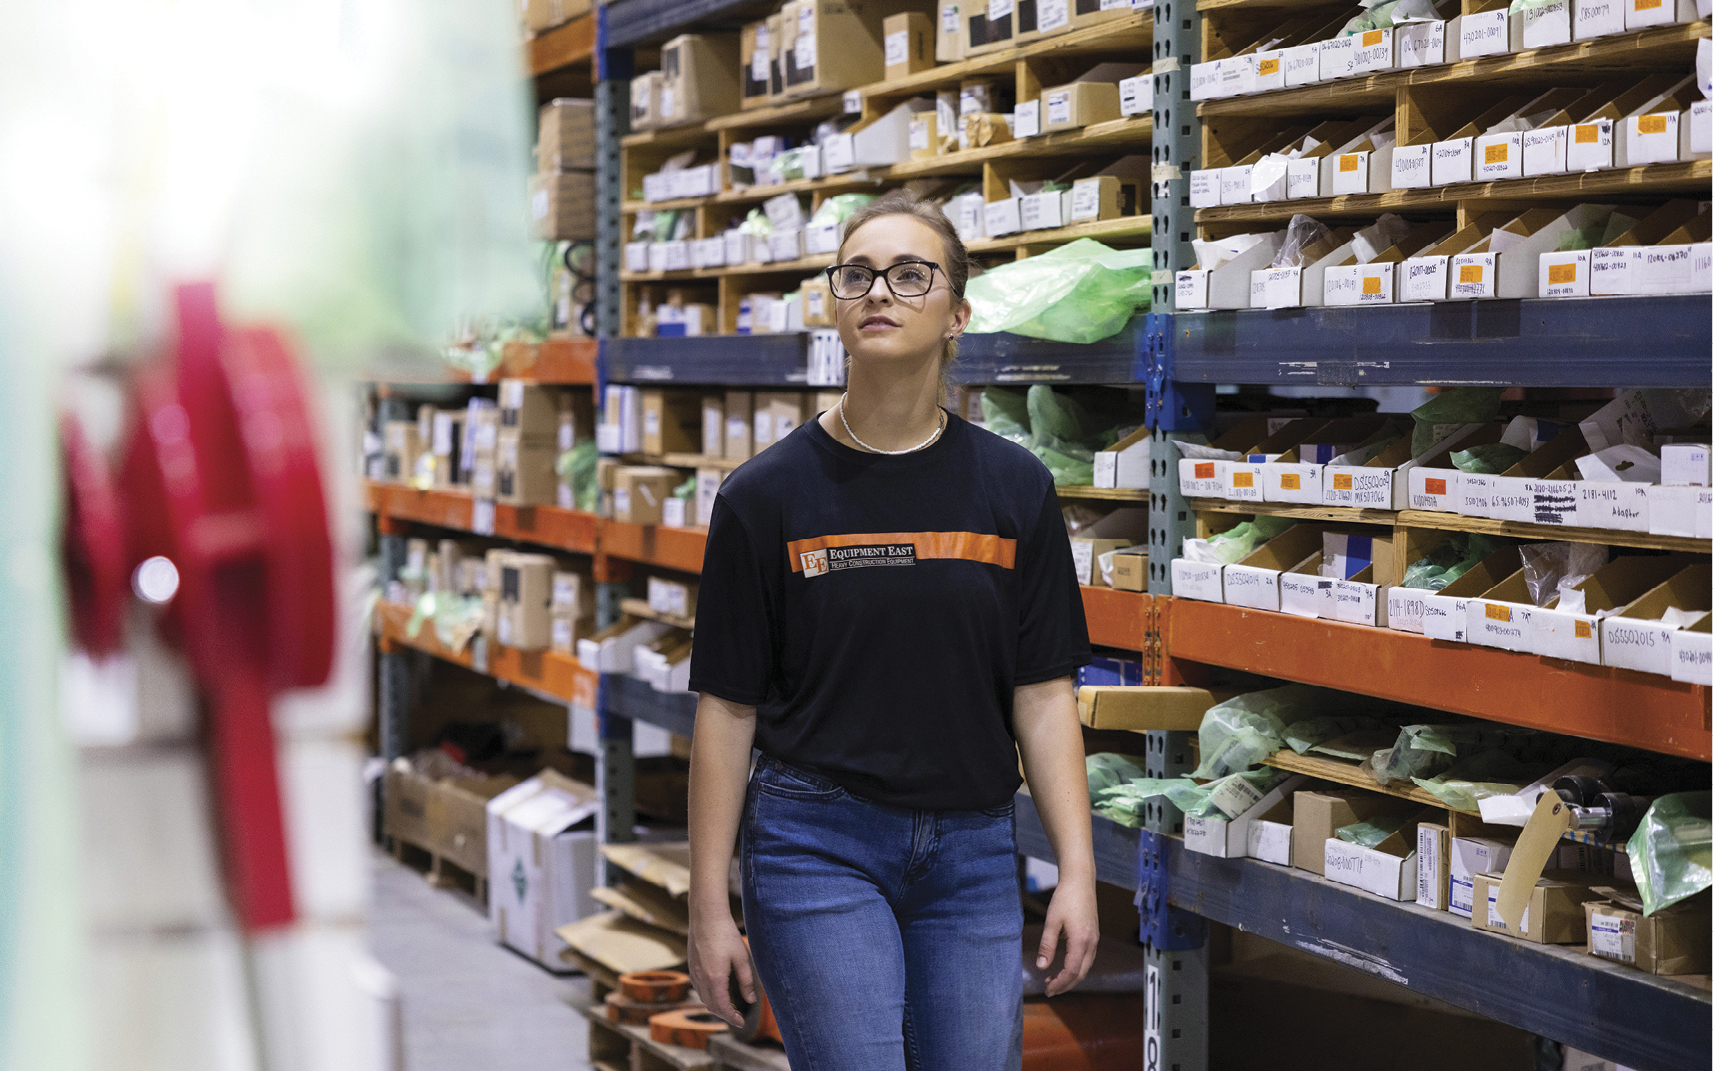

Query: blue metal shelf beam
[[1013, 793, 1712, 1071], [604, 673, 698, 738], [1166, 296, 1712, 389], [603, 0, 780, 48]]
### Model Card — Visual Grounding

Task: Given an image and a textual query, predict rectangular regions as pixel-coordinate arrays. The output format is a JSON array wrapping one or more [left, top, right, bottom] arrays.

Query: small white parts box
[[1220, 165, 1254, 206], [1432, 137, 1475, 186], [1396, 20, 1446, 67], [1392, 143, 1433, 188], [1350, 28, 1394, 74], [1222, 460, 1265, 501], [1261, 461, 1323, 503], [1660, 443, 1711, 486], [1466, 597, 1537, 653], [1523, 125, 1569, 176], [1184, 775, 1308, 859], [1455, 10, 1509, 58], [1540, 250, 1591, 297], [1318, 35, 1356, 81], [1400, 255, 1453, 301], [1330, 577, 1387, 626], [1617, 111, 1680, 167], [1323, 838, 1418, 901], [1387, 586, 1434, 634], [1323, 263, 1396, 306], [1475, 132, 1524, 181], [1245, 800, 1295, 866], [1283, 42, 1322, 86], [1221, 563, 1282, 610], [1512, 0, 1571, 48], [1578, 482, 1650, 532], [1647, 486, 1713, 538], [1281, 569, 1333, 619], [1170, 558, 1226, 602], [1421, 593, 1473, 642], [1670, 627, 1713, 685], [1189, 169, 1221, 208], [1178, 456, 1227, 497], [1323, 464, 1403, 509], [1575, 0, 1626, 36], [1567, 119, 1615, 171]]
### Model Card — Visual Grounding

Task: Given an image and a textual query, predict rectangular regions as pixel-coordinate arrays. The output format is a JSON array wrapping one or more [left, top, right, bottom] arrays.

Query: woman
[[685, 190, 1098, 1070]]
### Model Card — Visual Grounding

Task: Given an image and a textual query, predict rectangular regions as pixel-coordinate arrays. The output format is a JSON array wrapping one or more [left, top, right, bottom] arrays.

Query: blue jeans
[[740, 755, 1024, 1071]]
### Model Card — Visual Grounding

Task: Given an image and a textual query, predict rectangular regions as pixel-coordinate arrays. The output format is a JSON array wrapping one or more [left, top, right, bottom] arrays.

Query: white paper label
[[1046, 91, 1071, 126], [795, 32, 815, 70], [1208, 776, 1263, 819], [844, 89, 862, 114], [1070, 182, 1102, 220], [1039, 0, 1069, 30], [472, 498, 496, 536], [531, 189, 549, 220], [1487, 891, 1529, 933], [1589, 913, 1636, 962], [989, 0, 1014, 17], [1013, 100, 1041, 138], [885, 30, 909, 68], [754, 412, 774, 445], [909, 118, 931, 150], [943, 3, 960, 32]]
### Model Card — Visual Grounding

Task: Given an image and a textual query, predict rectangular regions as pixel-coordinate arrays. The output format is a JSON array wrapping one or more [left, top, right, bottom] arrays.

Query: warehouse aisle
[[368, 854, 594, 1071]]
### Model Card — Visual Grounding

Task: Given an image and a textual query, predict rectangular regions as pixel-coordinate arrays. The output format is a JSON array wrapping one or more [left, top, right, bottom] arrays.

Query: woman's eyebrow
[[846, 254, 875, 265], [886, 254, 929, 265]]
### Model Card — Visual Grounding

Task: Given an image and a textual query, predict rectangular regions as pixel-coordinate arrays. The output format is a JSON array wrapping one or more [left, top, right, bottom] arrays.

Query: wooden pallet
[[707, 1035, 791, 1071], [569, 992, 793, 1071], [388, 837, 489, 907]]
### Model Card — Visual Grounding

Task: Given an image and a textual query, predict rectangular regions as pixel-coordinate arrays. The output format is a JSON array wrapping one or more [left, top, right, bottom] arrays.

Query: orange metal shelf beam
[[1164, 598, 1712, 761], [376, 601, 598, 708], [499, 339, 599, 385], [529, 16, 596, 77], [365, 483, 600, 555], [600, 520, 708, 575], [1081, 588, 1150, 653]]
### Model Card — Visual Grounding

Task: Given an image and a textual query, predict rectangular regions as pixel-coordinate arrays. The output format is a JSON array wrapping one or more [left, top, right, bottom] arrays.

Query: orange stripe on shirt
[[785, 532, 1017, 572]]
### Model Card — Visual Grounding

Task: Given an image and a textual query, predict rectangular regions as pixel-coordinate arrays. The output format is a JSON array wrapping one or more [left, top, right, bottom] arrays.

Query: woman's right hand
[[688, 911, 757, 1027]]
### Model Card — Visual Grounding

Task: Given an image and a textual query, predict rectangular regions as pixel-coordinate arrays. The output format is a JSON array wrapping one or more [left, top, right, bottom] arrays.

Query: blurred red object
[[61, 412, 127, 658], [1023, 995, 1150, 1070]]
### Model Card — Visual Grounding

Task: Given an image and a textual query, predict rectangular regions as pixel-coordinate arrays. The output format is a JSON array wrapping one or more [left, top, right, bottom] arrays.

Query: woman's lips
[[860, 315, 899, 330]]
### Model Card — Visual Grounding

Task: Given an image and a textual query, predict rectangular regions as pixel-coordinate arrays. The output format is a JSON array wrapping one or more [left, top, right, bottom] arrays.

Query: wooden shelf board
[[620, 124, 721, 150], [375, 600, 598, 708], [364, 483, 600, 555], [601, 520, 709, 574], [528, 15, 596, 77], [1190, 498, 1400, 524], [498, 339, 599, 385], [1164, 597, 1711, 760], [1197, 161, 1713, 225], [854, 12, 1155, 101], [1263, 749, 1457, 811], [884, 115, 1155, 178], [1395, 509, 1712, 554], [1198, 23, 1710, 119], [1058, 485, 1151, 501], [621, 196, 710, 213], [967, 214, 1151, 254], [618, 597, 696, 630], [708, 94, 849, 132], [620, 254, 835, 282], [715, 172, 888, 205]]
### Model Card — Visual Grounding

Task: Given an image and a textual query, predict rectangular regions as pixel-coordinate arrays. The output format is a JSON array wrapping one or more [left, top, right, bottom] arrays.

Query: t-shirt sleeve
[[688, 495, 777, 705], [1014, 486, 1092, 685]]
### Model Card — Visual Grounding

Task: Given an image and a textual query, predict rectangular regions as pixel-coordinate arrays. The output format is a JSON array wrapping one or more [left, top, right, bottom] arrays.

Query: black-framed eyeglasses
[[826, 261, 942, 299]]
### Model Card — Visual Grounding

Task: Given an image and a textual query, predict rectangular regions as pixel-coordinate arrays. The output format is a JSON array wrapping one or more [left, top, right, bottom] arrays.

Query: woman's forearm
[[1012, 676, 1094, 882], [688, 692, 759, 920]]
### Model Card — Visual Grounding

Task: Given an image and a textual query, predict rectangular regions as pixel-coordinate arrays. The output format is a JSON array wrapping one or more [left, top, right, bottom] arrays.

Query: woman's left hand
[[1036, 873, 1100, 996]]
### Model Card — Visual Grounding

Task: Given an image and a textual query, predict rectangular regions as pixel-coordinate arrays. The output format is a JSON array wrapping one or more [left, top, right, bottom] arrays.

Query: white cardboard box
[[1453, 9, 1509, 57], [1660, 443, 1711, 486], [1246, 798, 1296, 866], [1512, 0, 1571, 47], [1323, 262, 1397, 306], [1171, 558, 1227, 602], [1450, 835, 1514, 918], [1222, 525, 1327, 612], [1575, 0, 1627, 37], [1627, 0, 1699, 25], [1387, 586, 1434, 634], [1418, 823, 1451, 910], [1330, 573, 1387, 626], [1282, 42, 1323, 86], [1397, 20, 1448, 68], [1648, 486, 1713, 538], [1094, 428, 1152, 489], [1184, 775, 1308, 859], [1323, 837, 1418, 901], [1669, 623, 1713, 684], [1465, 589, 1539, 653], [487, 772, 600, 969]]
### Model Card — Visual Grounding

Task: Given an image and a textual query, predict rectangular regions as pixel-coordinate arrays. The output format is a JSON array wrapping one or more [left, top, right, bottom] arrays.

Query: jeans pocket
[[755, 759, 846, 802]]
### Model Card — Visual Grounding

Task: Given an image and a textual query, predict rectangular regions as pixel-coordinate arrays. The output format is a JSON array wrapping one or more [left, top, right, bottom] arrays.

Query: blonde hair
[[836, 190, 972, 394]]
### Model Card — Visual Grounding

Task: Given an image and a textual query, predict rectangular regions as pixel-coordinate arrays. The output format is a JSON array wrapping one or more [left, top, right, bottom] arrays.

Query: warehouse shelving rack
[[365, 2, 1713, 1068]]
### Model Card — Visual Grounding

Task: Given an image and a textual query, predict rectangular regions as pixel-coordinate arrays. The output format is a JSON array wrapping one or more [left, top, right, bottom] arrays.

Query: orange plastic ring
[[619, 969, 692, 1005], [648, 1009, 730, 1050]]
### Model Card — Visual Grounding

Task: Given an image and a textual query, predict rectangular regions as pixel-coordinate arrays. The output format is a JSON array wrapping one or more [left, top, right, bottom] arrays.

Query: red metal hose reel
[[61, 281, 336, 933]]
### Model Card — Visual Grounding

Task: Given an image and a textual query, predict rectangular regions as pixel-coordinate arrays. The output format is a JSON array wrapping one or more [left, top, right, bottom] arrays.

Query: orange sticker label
[[1232, 471, 1255, 488], [1484, 142, 1508, 163], [1574, 620, 1593, 639], [1548, 263, 1577, 284], [1574, 123, 1599, 143], [1638, 114, 1668, 134], [1361, 276, 1383, 295], [1486, 603, 1512, 622], [1258, 57, 1281, 76], [1363, 29, 1384, 45], [1339, 154, 1361, 172], [1280, 473, 1301, 490], [1333, 474, 1354, 490], [1458, 264, 1484, 283], [1195, 462, 1216, 479], [1425, 477, 1448, 496], [1635, 0, 1663, 10]]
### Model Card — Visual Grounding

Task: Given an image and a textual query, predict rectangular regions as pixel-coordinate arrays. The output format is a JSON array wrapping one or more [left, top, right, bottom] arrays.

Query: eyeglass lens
[[830, 263, 935, 298]]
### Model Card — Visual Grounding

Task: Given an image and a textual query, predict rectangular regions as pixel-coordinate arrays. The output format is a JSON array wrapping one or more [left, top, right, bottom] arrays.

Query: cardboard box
[[382, 764, 434, 849], [428, 774, 521, 879], [723, 391, 754, 460], [496, 434, 560, 507], [1093, 427, 1151, 489], [487, 770, 601, 968], [1246, 797, 1296, 866], [1585, 896, 1713, 974], [495, 552, 555, 650], [1533, 554, 1694, 665], [522, 0, 590, 34], [612, 466, 681, 526], [640, 390, 702, 456], [1472, 870, 1606, 944], [383, 421, 421, 482], [740, 20, 776, 108], [883, 12, 934, 79], [577, 618, 673, 674], [1110, 548, 1148, 591], [1292, 790, 1420, 877], [1184, 775, 1309, 859], [1450, 835, 1515, 917], [936, 1, 966, 61], [1076, 686, 1227, 731], [1659, 442, 1710, 485], [537, 99, 595, 171], [1420, 545, 1523, 643], [1417, 822, 1451, 910], [1069, 174, 1140, 224], [1170, 557, 1225, 602], [551, 613, 596, 655], [1041, 78, 1121, 133], [781, 0, 906, 99], [1222, 524, 1325, 612], [1602, 564, 1713, 675], [1071, 507, 1149, 587], [646, 576, 699, 620], [500, 380, 564, 441], [1323, 824, 1420, 901], [753, 392, 805, 453], [529, 172, 596, 241]]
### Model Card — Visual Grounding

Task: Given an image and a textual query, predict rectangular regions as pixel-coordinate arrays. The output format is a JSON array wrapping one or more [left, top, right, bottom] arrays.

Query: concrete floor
[[368, 852, 595, 1071]]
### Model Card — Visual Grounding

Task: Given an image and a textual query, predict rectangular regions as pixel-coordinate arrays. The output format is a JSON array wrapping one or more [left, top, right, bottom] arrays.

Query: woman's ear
[[950, 297, 972, 338]]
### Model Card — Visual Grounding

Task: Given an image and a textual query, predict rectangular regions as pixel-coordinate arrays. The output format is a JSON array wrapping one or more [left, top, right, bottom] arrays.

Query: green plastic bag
[[965, 239, 1152, 344], [1182, 516, 1295, 565], [981, 387, 1031, 445], [1451, 443, 1528, 474], [1192, 685, 1349, 779], [1336, 815, 1408, 847], [1283, 715, 1391, 755], [555, 441, 599, 513], [1373, 723, 1535, 785], [1410, 749, 1542, 812], [1402, 533, 1502, 591], [1410, 387, 1505, 456], [810, 193, 877, 226], [1087, 753, 1148, 798], [1628, 792, 1713, 916]]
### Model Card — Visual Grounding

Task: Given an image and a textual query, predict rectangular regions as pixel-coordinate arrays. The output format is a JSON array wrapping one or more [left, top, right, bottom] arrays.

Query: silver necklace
[[838, 394, 945, 455]]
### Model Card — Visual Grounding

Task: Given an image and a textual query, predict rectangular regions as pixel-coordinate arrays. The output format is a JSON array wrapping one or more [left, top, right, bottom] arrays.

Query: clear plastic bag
[[965, 239, 1151, 344], [1087, 753, 1149, 798], [1282, 715, 1391, 754], [1520, 542, 1608, 606], [1191, 685, 1351, 779], [1181, 516, 1295, 565], [1336, 815, 1408, 847], [1628, 791, 1712, 916], [1450, 442, 1528, 474], [1373, 723, 1535, 785], [1401, 533, 1502, 591], [1410, 749, 1541, 812], [1410, 387, 1506, 456], [981, 387, 1031, 445], [1272, 215, 1336, 269], [555, 441, 599, 512]]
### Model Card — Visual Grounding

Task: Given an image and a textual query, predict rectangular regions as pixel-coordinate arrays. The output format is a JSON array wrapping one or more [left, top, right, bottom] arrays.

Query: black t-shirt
[[688, 411, 1091, 811]]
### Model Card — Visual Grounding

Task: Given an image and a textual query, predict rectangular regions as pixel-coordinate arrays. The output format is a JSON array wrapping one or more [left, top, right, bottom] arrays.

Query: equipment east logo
[[800, 543, 917, 577]]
